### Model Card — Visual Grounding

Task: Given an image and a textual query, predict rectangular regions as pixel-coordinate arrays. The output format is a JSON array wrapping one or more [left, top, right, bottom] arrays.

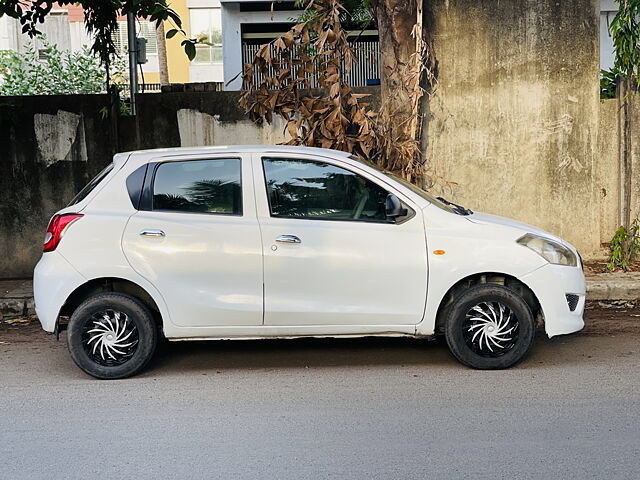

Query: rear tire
[[445, 284, 535, 369], [67, 293, 158, 379]]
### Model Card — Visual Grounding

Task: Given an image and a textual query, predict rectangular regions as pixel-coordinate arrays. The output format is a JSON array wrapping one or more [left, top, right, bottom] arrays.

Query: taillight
[[43, 213, 83, 252]]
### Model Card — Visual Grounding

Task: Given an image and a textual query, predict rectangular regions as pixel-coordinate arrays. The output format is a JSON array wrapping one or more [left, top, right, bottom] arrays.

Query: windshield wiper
[[437, 196, 473, 216]]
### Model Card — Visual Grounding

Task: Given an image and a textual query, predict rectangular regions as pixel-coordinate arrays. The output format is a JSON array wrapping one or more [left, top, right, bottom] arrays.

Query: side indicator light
[[433, 250, 446, 255]]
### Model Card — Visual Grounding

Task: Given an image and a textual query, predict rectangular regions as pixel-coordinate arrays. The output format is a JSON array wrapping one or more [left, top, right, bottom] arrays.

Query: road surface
[[1, 307, 639, 479]]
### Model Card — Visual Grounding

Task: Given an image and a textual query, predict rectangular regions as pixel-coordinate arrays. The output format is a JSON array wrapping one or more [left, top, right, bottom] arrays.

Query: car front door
[[254, 154, 428, 326], [122, 153, 263, 327]]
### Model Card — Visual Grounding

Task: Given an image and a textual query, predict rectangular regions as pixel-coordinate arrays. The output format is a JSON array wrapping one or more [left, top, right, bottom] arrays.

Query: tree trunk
[[156, 21, 170, 86], [376, 0, 431, 183]]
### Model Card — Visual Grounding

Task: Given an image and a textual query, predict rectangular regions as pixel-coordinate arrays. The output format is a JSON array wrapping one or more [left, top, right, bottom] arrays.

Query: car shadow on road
[[147, 335, 458, 374], [142, 327, 621, 377]]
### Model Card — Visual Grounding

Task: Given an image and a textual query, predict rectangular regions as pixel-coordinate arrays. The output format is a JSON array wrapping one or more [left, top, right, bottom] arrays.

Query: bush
[[600, 68, 622, 99], [0, 37, 126, 96], [607, 218, 640, 271]]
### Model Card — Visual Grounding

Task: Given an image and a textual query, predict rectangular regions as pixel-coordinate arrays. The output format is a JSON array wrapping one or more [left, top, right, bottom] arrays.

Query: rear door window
[[152, 158, 242, 215]]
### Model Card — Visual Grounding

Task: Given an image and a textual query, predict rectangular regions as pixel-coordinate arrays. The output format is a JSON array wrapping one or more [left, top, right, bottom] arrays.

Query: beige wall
[[597, 98, 622, 247], [630, 100, 640, 226], [165, 0, 191, 84], [422, 0, 605, 258]]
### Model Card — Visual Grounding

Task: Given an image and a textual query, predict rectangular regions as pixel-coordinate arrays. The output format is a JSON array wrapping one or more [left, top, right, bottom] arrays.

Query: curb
[[0, 298, 36, 318], [586, 272, 640, 301]]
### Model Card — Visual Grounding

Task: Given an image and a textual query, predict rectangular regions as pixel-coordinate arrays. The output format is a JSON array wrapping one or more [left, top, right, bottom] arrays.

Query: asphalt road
[[1, 308, 640, 480]]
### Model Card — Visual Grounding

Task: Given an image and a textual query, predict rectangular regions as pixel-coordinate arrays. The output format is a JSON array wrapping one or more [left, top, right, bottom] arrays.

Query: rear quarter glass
[[67, 163, 114, 207]]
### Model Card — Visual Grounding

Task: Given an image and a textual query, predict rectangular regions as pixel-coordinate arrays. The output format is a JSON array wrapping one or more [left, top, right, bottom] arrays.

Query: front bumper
[[34, 251, 86, 333], [519, 263, 585, 338]]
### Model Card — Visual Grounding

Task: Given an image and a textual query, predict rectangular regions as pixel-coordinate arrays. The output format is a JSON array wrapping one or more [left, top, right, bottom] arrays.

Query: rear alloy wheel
[[67, 293, 158, 379], [445, 284, 535, 369]]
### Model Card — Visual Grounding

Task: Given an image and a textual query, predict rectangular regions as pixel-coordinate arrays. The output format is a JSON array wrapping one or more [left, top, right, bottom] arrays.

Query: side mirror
[[385, 194, 408, 218]]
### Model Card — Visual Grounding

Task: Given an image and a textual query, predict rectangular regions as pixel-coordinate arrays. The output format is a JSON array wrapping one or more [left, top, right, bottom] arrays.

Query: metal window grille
[[241, 39, 380, 89]]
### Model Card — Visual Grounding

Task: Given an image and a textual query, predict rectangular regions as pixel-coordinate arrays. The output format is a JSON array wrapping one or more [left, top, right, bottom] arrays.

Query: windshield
[[386, 173, 461, 214], [349, 155, 459, 214]]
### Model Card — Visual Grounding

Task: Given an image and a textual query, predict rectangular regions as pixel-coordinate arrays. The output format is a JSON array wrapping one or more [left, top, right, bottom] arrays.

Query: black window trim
[[260, 155, 415, 225], [141, 156, 244, 217], [126, 163, 149, 210]]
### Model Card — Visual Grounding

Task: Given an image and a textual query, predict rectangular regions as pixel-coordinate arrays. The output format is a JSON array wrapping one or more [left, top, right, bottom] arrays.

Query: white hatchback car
[[34, 146, 585, 378]]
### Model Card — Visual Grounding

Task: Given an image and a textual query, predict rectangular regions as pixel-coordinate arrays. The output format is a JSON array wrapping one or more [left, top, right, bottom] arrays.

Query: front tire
[[67, 293, 158, 379], [445, 284, 535, 369]]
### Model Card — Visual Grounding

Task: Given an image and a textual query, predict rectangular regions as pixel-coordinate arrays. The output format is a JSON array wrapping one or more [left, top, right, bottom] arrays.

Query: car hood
[[466, 211, 570, 247]]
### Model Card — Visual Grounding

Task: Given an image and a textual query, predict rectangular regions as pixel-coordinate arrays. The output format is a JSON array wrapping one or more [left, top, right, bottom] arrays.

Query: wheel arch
[[59, 277, 163, 329], [433, 272, 542, 335]]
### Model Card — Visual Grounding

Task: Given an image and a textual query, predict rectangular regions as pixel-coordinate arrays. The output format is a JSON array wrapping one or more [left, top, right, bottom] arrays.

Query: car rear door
[[122, 153, 263, 327], [253, 153, 428, 327]]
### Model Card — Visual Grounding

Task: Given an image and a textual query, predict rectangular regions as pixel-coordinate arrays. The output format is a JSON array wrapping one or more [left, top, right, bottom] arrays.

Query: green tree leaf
[[183, 40, 197, 61]]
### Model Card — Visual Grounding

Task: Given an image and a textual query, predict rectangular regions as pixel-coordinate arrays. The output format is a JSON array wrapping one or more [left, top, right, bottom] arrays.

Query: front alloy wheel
[[462, 301, 519, 357], [445, 284, 535, 369]]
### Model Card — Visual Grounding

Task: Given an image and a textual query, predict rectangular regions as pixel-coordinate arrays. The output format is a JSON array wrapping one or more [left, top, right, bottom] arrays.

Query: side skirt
[[163, 324, 428, 342]]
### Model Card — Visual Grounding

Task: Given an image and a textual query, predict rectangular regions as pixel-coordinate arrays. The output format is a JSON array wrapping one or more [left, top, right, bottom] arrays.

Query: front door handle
[[276, 234, 301, 244], [140, 229, 165, 237]]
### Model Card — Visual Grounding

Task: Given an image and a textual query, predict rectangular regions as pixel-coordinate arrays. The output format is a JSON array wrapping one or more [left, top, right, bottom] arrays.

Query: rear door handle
[[276, 234, 301, 244], [140, 229, 165, 237]]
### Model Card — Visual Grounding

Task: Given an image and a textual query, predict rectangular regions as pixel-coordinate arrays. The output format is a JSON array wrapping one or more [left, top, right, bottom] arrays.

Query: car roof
[[123, 145, 353, 162]]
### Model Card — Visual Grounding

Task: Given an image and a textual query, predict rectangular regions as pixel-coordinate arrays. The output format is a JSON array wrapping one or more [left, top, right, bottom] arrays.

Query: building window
[[113, 20, 158, 56], [190, 8, 223, 64]]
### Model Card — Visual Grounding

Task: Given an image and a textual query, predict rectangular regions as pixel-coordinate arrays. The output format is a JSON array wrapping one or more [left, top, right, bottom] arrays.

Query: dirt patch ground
[[584, 260, 640, 274]]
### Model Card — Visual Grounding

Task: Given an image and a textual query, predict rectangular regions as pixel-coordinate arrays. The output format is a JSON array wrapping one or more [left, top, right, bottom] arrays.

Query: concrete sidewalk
[[2, 273, 639, 319]]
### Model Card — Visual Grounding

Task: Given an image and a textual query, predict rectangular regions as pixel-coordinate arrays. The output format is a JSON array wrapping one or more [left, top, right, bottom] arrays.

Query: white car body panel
[[33, 145, 586, 342], [33, 251, 86, 333], [251, 152, 428, 326], [122, 153, 263, 328]]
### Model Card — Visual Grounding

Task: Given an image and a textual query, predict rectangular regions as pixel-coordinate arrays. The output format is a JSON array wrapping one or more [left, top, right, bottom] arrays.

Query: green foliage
[[0, 0, 195, 68], [600, 68, 622, 99], [607, 218, 640, 271], [0, 37, 126, 95], [182, 39, 197, 61], [294, 0, 374, 30], [610, 0, 640, 78]]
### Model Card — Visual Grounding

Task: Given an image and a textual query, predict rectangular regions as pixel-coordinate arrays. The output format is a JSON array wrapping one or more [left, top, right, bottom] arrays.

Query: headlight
[[517, 233, 577, 266]]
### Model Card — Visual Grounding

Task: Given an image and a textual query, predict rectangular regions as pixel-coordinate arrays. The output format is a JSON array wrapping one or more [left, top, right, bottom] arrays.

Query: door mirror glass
[[385, 194, 408, 218]]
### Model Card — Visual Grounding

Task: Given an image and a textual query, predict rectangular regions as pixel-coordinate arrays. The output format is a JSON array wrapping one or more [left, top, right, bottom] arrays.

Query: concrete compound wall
[[0, 95, 118, 278], [1, 0, 638, 277], [424, 0, 605, 258]]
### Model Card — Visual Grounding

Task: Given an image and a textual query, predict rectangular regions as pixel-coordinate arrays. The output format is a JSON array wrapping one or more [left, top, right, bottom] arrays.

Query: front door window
[[262, 157, 393, 223]]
